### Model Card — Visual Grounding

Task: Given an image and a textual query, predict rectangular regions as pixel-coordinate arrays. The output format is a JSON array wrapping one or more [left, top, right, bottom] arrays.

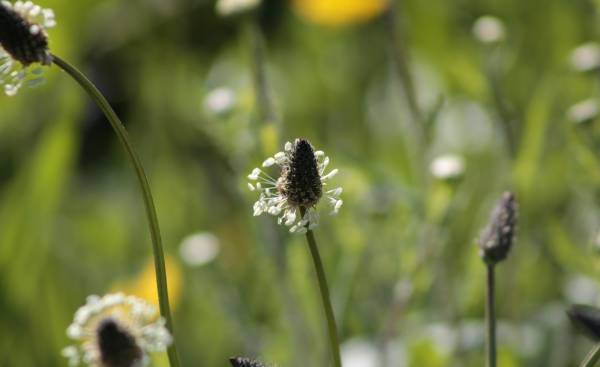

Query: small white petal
[[274, 152, 287, 164], [268, 206, 282, 215], [321, 168, 338, 180], [262, 157, 276, 167], [285, 141, 292, 151], [248, 168, 261, 180], [248, 183, 255, 191], [328, 187, 343, 197]]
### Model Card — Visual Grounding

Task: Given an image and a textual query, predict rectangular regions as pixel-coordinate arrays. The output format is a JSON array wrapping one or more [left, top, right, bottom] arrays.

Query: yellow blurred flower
[[111, 256, 183, 310], [292, 0, 389, 27]]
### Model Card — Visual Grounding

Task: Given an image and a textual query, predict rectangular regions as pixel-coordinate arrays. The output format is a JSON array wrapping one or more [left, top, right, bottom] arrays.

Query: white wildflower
[[0, 1, 56, 96], [248, 138, 343, 233], [62, 293, 172, 367]]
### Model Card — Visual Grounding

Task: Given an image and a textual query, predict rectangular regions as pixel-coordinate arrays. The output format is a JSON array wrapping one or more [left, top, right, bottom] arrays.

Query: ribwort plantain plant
[[63, 293, 172, 367], [478, 191, 517, 367], [0, 2, 179, 365], [248, 138, 343, 367]]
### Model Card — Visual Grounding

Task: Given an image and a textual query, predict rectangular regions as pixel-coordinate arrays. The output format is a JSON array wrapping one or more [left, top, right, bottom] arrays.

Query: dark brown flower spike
[[479, 191, 518, 265]]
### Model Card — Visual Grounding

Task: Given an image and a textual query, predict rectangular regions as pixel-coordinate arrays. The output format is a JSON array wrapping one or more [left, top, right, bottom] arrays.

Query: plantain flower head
[[248, 138, 343, 234], [0, 0, 55, 96], [62, 293, 172, 367], [229, 357, 267, 367], [478, 192, 518, 265]]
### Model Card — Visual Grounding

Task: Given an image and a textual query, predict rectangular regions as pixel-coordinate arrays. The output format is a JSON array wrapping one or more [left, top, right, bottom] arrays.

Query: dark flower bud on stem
[[229, 357, 267, 367], [278, 138, 323, 208], [97, 318, 143, 367], [0, 2, 51, 65], [568, 304, 600, 342], [479, 191, 517, 265]]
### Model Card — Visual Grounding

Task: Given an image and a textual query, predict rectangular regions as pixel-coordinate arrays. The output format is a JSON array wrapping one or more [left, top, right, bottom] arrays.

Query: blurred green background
[[0, 0, 599, 366]]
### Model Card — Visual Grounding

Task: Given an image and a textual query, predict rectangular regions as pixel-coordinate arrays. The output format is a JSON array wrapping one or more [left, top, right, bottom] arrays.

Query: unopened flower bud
[[479, 192, 517, 265]]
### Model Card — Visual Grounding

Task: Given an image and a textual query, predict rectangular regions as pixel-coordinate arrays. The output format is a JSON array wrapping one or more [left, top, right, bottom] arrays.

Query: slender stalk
[[246, 17, 278, 125], [384, 2, 421, 127], [51, 54, 181, 367], [485, 61, 516, 157], [582, 344, 600, 367], [485, 263, 497, 367], [301, 209, 342, 367]]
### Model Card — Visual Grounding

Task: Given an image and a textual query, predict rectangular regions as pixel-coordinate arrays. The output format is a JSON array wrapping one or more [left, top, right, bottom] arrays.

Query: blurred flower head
[[0, 0, 55, 96], [479, 192, 518, 265], [229, 357, 267, 367], [567, 304, 600, 341], [216, 0, 261, 17], [248, 138, 343, 234], [567, 98, 598, 125], [293, 0, 389, 28], [472, 16, 505, 44], [204, 87, 237, 116], [570, 42, 600, 72], [179, 232, 220, 267], [429, 154, 465, 180], [341, 339, 380, 367], [63, 293, 172, 367]]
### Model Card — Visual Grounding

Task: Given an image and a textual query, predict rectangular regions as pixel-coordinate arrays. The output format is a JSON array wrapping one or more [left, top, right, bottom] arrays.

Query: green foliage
[[0, 0, 599, 366]]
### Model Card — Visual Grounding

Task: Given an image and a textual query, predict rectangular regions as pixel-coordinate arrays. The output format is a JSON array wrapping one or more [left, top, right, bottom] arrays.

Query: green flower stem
[[384, 3, 421, 127], [51, 54, 181, 367], [301, 209, 342, 367], [582, 344, 600, 367], [485, 263, 497, 367], [245, 17, 277, 125]]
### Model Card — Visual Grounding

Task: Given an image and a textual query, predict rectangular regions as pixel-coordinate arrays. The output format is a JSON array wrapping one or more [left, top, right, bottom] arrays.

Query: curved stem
[[485, 263, 497, 367], [301, 209, 342, 367], [582, 344, 600, 367], [52, 54, 181, 367]]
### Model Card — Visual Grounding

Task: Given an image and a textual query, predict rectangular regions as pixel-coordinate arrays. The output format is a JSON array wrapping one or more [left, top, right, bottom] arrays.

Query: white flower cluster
[[0, 1, 56, 96], [248, 141, 343, 234], [62, 293, 172, 367]]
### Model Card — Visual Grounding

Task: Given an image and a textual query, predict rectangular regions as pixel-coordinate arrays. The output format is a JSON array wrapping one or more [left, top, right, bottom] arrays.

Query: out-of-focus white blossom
[[179, 232, 220, 267], [216, 0, 260, 17], [567, 98, 598, 125], [570, 42, 600, 72], [472, 16, 505, 44], [430, 154, 465, 180]]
